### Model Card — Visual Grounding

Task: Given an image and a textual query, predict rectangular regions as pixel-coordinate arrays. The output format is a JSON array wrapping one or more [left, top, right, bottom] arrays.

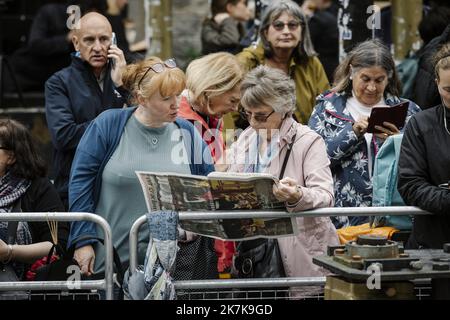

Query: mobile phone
[[110, 32, 117, 69]]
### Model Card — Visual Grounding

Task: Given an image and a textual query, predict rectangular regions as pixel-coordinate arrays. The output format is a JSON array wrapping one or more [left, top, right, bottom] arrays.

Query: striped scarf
[[0, 172, 32, 277]]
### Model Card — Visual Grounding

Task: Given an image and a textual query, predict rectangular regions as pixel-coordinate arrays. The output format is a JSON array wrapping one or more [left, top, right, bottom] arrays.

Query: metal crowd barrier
[[128, 206, 431, 299], [0, 212, 114, 300]]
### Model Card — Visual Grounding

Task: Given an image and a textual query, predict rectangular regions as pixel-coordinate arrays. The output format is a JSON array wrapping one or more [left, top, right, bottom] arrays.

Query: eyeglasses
[[271, 20, 301, 31], [240, 110, 275, 123], [138, 58, 177, 89]]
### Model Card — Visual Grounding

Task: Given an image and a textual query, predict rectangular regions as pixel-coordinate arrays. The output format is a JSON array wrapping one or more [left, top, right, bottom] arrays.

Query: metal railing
[[128, 206, 431, 297], [0, 212, 114, 300]]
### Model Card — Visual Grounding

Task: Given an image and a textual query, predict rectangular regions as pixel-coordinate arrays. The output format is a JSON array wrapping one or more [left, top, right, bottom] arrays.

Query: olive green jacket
[[236, 44, 330, 124]]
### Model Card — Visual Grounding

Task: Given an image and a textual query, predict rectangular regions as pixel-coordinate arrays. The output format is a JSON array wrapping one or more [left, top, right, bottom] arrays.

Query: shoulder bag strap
[[278, 133, 297, 180]]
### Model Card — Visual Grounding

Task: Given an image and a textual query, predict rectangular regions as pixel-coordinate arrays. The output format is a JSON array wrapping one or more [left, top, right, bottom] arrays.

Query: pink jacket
[[225, 117, 339, 283]]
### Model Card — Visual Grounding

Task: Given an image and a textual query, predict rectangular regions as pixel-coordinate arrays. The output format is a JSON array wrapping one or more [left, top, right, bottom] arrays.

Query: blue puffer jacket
[[308, 91, 421, 228], [67, 107, 215, 248]]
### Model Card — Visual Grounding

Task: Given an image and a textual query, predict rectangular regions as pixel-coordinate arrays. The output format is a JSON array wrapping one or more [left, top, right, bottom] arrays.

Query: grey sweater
[[93, 115, 190, 272]]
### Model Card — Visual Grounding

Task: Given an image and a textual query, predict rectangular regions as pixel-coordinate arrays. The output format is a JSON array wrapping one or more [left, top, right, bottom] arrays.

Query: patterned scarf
[[123, 211, 178, 300], [0, 172, 32, 277], [244, 132, 281, 174]]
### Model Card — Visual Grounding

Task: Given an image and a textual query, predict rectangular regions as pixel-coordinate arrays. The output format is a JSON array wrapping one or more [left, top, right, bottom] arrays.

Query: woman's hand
[[74, 245, 95, 276], [374, 121, 400, 141], [273, 177, 303, 204], [352, 117, 369, 138]]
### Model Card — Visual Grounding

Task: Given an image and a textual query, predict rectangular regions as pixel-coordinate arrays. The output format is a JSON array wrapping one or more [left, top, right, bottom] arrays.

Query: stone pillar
[[172, 0, 209, 68], [391, 0, 423, 60], [144, 0, 173, 59], [127, 0, 146, 46]]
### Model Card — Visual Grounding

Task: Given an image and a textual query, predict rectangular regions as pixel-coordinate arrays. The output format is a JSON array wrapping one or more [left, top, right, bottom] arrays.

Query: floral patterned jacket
[[308, 91, 421, 228]]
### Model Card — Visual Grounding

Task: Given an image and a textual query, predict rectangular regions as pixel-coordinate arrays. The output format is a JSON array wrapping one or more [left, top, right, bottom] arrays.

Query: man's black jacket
[[45, 55, 128, 206], [398, 104, 450, 249], [413, 24, 450, 109]]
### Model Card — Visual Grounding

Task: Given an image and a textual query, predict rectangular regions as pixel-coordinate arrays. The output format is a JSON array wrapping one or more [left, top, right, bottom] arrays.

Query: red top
[[178, 96, 235, 274], [178, 96, 224, 163]]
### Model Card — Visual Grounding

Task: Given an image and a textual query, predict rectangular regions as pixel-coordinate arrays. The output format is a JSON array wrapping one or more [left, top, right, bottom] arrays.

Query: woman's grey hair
[[259, 0, 317, 64], [240, 65, 296, 116], [332, 39, 401, 97]]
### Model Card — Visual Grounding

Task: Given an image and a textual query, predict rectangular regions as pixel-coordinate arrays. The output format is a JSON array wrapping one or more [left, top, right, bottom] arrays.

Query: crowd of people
[[1, 0, 450, 300]]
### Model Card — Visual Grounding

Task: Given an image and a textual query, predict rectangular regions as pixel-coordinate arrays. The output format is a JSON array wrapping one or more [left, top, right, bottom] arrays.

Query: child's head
[[211, 0, 250, 22]]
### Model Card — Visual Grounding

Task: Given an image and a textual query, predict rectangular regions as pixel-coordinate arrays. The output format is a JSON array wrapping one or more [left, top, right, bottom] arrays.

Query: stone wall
[[172, 0, 209, 69], [127, 0, 209, 69]]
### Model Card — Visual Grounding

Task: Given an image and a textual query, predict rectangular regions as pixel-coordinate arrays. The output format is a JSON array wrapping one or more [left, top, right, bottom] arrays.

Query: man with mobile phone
[[45, 12, 128, 211]]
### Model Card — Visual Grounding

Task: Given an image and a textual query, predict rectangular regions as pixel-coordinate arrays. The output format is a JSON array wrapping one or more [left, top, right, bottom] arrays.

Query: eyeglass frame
[[240, 109, 275, 123], [271, 19, 302, 32], [137, 58, 177, 89]]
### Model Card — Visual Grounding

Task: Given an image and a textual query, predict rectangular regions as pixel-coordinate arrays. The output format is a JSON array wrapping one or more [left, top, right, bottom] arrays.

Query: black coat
[[412, 24, 450, 109], [6, 4, 72, 92], [6, 4, 134, 93], [45, 56, 128, 206], [308, 8, 339, 82], [398, 104, 450, 249], [20, 177, 69, 248]]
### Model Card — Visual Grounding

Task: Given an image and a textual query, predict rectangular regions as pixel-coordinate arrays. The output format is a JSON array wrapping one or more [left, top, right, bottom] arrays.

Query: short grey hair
[[240, 65, 296, 116], [259, 0, 317, 64]]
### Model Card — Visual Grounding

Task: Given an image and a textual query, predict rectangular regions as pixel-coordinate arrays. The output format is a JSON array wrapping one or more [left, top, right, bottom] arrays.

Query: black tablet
[[367, 101, 409, 134]]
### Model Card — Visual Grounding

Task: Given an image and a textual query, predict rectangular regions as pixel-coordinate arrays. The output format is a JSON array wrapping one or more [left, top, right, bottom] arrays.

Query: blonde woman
[[179, 52, 243, 162], [178, 51, 243, 275]]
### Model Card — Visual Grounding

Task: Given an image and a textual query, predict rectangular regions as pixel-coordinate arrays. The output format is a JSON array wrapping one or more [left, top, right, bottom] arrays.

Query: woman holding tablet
[[308, 39, 421, 228]]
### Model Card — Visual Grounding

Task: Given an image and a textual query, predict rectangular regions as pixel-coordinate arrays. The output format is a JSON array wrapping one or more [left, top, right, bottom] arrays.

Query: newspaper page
[[136, 171, 215, 212], [136, 171, 298, 240], [179, 216, 298, 240], [207, 171, 285, 210]]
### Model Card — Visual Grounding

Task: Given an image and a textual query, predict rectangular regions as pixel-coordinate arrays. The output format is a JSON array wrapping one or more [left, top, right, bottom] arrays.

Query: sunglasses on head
[[271, 20, 301, 31], [138, 58, 177, 89]]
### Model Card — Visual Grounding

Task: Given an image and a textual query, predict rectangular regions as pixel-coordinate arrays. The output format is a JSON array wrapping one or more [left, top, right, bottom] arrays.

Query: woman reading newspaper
[[222, 65, 339, 298], [179, 52, 243, 277], [67, 57, 218, 297]]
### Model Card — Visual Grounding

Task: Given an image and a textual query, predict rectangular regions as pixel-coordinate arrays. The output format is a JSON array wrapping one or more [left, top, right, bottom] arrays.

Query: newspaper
[[136, 171, 298, 240]]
